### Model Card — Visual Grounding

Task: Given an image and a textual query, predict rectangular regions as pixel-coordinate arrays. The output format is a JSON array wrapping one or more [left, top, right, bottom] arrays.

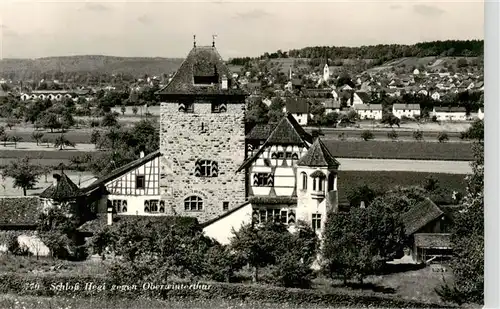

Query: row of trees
[[89, 219, 318, 288], [230, 40, 483, 67]]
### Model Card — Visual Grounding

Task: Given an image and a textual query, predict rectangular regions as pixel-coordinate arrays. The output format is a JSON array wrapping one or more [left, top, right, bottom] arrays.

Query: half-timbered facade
[[83, 151, 163, 216]]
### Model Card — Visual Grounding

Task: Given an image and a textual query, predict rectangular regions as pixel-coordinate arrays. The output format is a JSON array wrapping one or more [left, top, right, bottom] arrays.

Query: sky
[[0, 0, 484, 59]]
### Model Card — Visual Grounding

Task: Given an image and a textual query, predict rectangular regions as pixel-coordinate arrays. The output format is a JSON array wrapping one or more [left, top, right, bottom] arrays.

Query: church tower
[[156, 37, 248, 223]]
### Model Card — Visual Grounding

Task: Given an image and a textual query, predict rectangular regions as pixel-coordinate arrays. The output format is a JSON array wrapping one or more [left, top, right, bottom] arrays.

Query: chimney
[[221, 75, 228, 90], [107, 204, 113, 225], [52, 174, 61, 187], [140, 151, 145, 158]]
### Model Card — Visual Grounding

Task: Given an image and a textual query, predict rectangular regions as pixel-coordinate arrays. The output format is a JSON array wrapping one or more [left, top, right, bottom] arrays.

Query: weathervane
[[212, 34, 218, 47], [193, 34, 196, 48]]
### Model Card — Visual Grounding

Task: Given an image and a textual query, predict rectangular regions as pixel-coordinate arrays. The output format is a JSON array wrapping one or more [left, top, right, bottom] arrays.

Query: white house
[[322, 99, 341, 114], [431, 92, 442, 101], [204, 115, 340, 244], [283, 97, 309, 125], [354, 104, 383, 120], [392, 104, 421, 119], [432, 107, 467, 121], [82, 151, 163, 216]]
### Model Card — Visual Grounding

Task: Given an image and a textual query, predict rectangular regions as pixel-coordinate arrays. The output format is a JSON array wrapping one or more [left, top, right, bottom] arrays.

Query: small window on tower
[[223, 202, 229, 211], [212, 102, 227, 113]]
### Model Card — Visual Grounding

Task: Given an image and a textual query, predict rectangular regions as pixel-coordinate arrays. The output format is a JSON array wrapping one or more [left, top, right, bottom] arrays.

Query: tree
[[246, 99, 269, 124], [121, 105, 126, 116], [268, 109, 285, 123], [2, 157, 42, 196], [90, 130, 101, 149], [413, 130, 423, 141], [346, 185, 380, 208], [437, 132, 449, 143], [437, 142, 483, 305], [132, 106, 138, 116], [0, 133, 9, 147], [41, 113, 60, 133], [347, 110, 358, 122], [32, 132, 44, 146], [6, 118, 18, 130], [461, 119, 483, 140], [387, 130, 398, 141], [322, 202, 405, 284], [381, 113, 400, 128], [61, 112, 75, 131], [423, 176, 439, 192], [101, 112, 119, 127], [54, 134, 76, 150], [360, 130, 374, 141], [10, 136, 22, 149]]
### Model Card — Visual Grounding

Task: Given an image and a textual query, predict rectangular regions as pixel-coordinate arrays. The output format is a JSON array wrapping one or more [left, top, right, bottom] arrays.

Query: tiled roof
[[355, 91, 371, 103], [434, 106, 466, 113], [401, 198, 444, 236], [393, 104, 421, 110], [201, 201, 252, 228], [237, 114, 313, 172], [0, 197, 42, 226], [265, 113, 312, 145], [414, 233, 452, 249], [246, 123, 277, 141], [248, 196, 297, 205], [155, 46, 246, 97], [83, 151, 162, 193], [285, 97, 308, 114], [354, 104, 383, 111], [39, 173, 82, 201], [298, 138, 340, 168]]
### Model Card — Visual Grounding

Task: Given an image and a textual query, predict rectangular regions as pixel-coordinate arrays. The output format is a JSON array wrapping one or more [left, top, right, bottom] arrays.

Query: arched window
[[144, 201, 150, 213], [291, 153, 299, 160], [184, 196, 203, 211], [159, 201, 165, 213], [301, 172, 307, 190], [318, 178, 324, 191], [271, 152, 277, 159], [122, 201, 127, 213]]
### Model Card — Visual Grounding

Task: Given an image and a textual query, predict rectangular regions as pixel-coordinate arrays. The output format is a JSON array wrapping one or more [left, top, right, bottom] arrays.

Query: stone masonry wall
[[160, 101, 246, 223]]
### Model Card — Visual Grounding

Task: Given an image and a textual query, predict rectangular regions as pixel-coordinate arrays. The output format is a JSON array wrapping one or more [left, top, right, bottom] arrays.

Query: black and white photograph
[[0, 1, 489, 308]]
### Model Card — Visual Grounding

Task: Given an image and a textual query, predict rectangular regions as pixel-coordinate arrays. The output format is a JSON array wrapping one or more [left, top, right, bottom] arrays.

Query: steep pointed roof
[[298, 138, 340, 168], [266, 113, 312, 145], [39, 172, 82, 201], [155, 45, 246, 97], [236, 113, 313, 172]]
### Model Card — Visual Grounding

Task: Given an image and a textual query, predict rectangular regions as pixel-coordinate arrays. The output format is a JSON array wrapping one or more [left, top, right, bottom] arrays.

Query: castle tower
[[156, 40, 248, 223], [296, 137, 339, 235]]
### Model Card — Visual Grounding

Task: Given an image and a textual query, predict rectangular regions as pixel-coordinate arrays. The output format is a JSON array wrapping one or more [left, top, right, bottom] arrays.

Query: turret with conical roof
[[296, 137, 340, 236]]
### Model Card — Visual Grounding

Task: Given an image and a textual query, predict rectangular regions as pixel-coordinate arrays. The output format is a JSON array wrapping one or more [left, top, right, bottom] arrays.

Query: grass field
[[0, 255, 455, 308], [337, 171, 467, 203], [322, 140, 473, 161], [0, 140, 474, 162], [0, 294, 333, 309]]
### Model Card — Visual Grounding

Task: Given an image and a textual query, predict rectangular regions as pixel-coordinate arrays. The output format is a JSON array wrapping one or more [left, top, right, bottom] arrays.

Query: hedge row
[[0, 273, 456, 308]]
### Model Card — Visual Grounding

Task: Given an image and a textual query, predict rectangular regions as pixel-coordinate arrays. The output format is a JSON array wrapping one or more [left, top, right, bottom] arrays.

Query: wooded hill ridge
[[229, 40, 484, 65], [0, 40, 483, 78]]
